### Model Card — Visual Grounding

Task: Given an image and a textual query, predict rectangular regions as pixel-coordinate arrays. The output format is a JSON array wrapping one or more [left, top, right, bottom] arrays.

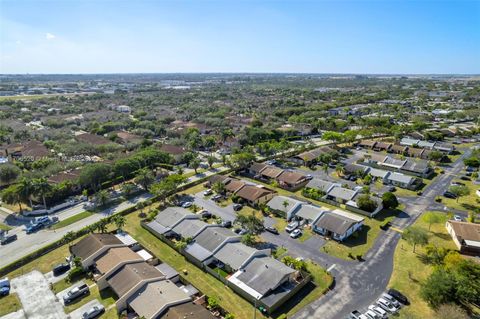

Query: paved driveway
[[11, 271, 66, 319], [68, 299, 103, 319], [191, 192, 237, 222]]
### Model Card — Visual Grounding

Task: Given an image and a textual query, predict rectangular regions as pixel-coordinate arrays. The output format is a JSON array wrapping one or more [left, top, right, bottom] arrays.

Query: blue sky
[[1, 0, 479, 74]]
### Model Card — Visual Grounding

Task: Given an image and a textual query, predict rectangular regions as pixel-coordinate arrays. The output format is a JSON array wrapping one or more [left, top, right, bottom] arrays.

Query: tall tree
[[422, 212, 443, 231], [17, 177, 34, 208], [448, 185, 470, 203], [33, 177, 52, 209], [134, 168, 155, 191], [402, 226, 429, 253], [1, 184, 24, 213], [0, 164, 21, 185]]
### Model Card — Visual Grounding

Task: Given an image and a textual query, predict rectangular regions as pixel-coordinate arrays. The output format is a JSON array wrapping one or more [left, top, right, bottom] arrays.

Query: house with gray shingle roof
[[266, 195, 304, 220], [313, 209, 364, 241]]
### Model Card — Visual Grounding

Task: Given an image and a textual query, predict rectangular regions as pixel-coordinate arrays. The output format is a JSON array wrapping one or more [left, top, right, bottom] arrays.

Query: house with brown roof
[[0, 140, 50, 160], [75, 133, 111, 146], [70, 233, 126, 268], [94, 247, 145, 290], [235, 184, 276, 206], [107, 262, 166, 311], [249, 162, 268, 176], [277, 171, 308, 191], [406, 147, 425, 159], [373, 141, 392, 152], [47, 169, 82, 191], [126, 280, 192, 319], [259, 166, 284, 180], [225, 179, 246, 194], [446, 221, 480, 255], [291, 146, 336, 166], [389, 144, 408, 155], [358, 140, 377, 149], [112, 131, 143, 145], [160, 302, 216, 319], [159, 144, 187, 163]]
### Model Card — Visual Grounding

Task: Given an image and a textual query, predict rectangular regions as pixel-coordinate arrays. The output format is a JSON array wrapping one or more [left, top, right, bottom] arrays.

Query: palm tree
[[1, 185, 23, 213], [335, 165, 345, 177], [322, 164, 328, 175], [134, 168, 154, 191], [282, 200, 289, 211], [95, 190, 109, 207], [113, 215, 126, 231], [96, 219, 108, 233], [33, 177, 52, 209], [17, 177, 34, 208]]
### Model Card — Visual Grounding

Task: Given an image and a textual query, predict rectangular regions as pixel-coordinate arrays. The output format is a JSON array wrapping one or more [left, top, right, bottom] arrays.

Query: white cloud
[[45, 33, 56, 40]]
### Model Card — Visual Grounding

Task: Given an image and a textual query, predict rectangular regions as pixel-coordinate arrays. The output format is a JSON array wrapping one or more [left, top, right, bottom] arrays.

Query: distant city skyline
[[1, 0, 479, 74]]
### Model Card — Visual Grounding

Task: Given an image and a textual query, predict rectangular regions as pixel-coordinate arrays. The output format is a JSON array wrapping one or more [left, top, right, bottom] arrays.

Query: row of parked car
[[26, 216, 58, 234], [348, 289, 409, 319]]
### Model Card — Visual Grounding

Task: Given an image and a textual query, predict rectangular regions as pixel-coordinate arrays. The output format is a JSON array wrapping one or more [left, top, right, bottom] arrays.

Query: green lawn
[[3, 241, 75, 278], [321, 208, 398, 260], [0, 223, 12, 231], [51, 211, 94, 230], [441, 179, 480, 213], [0, 293, 21, 316], [388, 212, 457, 319], [64, 286, 117, 313], [123, 213, 265, 319]]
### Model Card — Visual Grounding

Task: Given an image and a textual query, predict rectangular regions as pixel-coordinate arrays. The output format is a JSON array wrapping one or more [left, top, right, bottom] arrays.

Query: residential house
[[446, 221, 480, 255], [94, 247, 144, 290], [400, 137, 420, 147], [417, 140, 436, 150], [159, 144, 186, 164], [344, 163, 369, 177], [235, 184, 276, 206], [385, 172, 418, 190], [70, 233, 126, 268], [145, 207, 199, 238], [0, 140, 51, 161], [225, 179, 247, 194], [357, 140, 377, 149], [313, 209, 364, 241], [389, 144, 408, 155], [325, 186, 358, 205], [401, 159, 432, 178], [433, 142, 455, 154], [75, 133, 111, 146], [249, 162, 268, 176], [259, 166, 284, 181], [184, 226, 240, 266], [304, 179, 337, 194], [206, 174, 232, 188], [160, 302, 216, 319], [266, 196, 304, 220], [213, 242, 270, 273], [406, 147, 425, 159], [290, 146, 336, 167], [227, 256, 302, 313], [276, 170, 308, 191], [113, 131, 143, 145], [373, 141, 393, 152], [291, 204, 328, 225], [365, 167, 390, 183]]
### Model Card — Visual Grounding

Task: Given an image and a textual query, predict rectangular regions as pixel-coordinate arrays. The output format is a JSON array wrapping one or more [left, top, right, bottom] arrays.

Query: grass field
[[0, 223, 12, 231], [0, 293, 21, 316], [51, 211, 93, 230], [441, 179, 480, 213], [388, 211, 457, 319], [122, 213, 265, 319]]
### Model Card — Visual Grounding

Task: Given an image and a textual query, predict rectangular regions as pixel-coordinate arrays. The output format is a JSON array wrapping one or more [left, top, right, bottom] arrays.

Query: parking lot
[[10, 271, 66, 319]]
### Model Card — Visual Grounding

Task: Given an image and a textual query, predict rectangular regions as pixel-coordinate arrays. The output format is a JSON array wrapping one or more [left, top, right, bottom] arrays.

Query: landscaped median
[[51, 211, 94, 230]]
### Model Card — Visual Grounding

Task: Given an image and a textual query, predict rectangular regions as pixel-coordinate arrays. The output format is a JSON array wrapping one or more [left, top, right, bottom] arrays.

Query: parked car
[[368, 305, 388, 318], [290, 229, 302, 238], [203, 189, 213, 196], [364, 310, 381, 319], [26, 223, 42, 234], [36, 216, 51, 226], [460, 176, 471, 181], [443, 191, 457, 199], [387, 288, 409, 305], [53, 263, 71, 276], [285, 221, 299, 233], [265, 226, 279, 235], [382, 293, 401, 308], [181, 201, 193, 208], [453, 215, 464, 222], [82, 305, 105, 319], [211, 194, 223, 202], [221, 220, 232, 228], [305, 174, 313, 180], [63, 283, 89, 304], [376, 298, 397, 313], [348, 310, 362, 319], [0, 278, 10, 297], [388, 186, 396, 192], [200, 211, 212, 219], [266, 160, 277, 165], [233, 203, 243, 211], [0, 234, 17, 245]]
